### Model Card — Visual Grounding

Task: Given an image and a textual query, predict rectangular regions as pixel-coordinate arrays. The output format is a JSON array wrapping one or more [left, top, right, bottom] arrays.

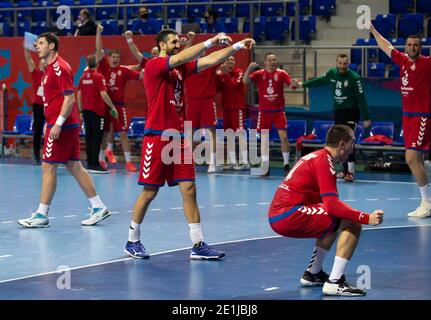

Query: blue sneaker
[[18, 212, 49, 228], [190, 242, 225, 260], [124, 241, 150, 259]]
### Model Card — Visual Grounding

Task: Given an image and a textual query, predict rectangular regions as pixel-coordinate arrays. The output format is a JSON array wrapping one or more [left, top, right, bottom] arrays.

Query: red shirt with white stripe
[[248, 68, 294, 111], [41, 55, 79, 127], [392, 49, 431, 116], [269, 148, 369, 224], [77, 69, 108, 117], [98, 56, 140, 105], [216, 67, 246, 111]]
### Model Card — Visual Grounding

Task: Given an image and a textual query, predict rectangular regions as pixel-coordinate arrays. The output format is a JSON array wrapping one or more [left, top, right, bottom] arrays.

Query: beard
[[167, 47, 179, 55], [407, 51, 420, 59]]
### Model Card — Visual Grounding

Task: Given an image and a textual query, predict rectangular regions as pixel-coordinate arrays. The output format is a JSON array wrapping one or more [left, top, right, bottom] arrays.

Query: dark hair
[[326, 125, 354, 148], [86, 54, 97, 68], [108, 49, 120, 56], [407, 34, 421, 44], [156, 28, 178, 51], [336, 53, 349, 61], [206, 8, 218, 20], [264, 52, 275, 60], [38, 32, 59, 52], [80, 8, 91, 19]]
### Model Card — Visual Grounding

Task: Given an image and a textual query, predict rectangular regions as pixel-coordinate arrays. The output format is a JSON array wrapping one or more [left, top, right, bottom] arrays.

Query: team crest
[[117, 70, 122, 76], [274, 74, 278, 81]]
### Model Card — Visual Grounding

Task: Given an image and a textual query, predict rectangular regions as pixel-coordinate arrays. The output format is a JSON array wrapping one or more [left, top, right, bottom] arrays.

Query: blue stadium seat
[[96, 0, 118, 20], [360, 121, 394, 145], [131, 18, 163, 34], [212, 0, 234, 18], [351, 38, 377, 65], [243, 17, 267, 42], [79, 0, 96, 17], [261, 2, 284, 17], [311, 0, 335, 17], [371, 19, 393, 39], [128, 117, 146, 139], [348, 63, 359, 73], [291, 15, 316, 43], [0, 22, 12, 36], [269, 125, 281, 142], [222, 17, 238, 33], [388, 64, 400, 78], [2, 115, 33, 136], [33, 1, 53, 22], [101, 20, 118, 35], [187, 0, 207, 19], [0, 2, 13, 22], [16, 1, 33, 22], [266, 16, 290, 42], [58, 0, 79, 18], [389, 0, 414, 14], [398, 13, 424, 39], [355, 123, 364, 143], [379, 38, 404, 65], [167, 17, 188, 30], [287, 0, 310, 16], [235, 0, 258, 17], [417, 0, 431, 14], [421, 38, 431, 56], [391, 129, 404, 146], [368, 63, 385, 77], [165, 0, 186, 19], [118, 0, 140, 20], [375, 14, 396, 33], [287, 120, 307, 143], [32, 21, 48, 35], [302, 120, 334, 144], [146, 0, 163, 18], [17, 21, 31, 36]]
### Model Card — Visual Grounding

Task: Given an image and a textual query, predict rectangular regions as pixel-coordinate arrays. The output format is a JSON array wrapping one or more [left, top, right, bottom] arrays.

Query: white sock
[[124, 151, 132, 162], [241, 151, 248, 164], [128, 220, 141, 242], [419, 184, 431, 203], [282, 152, 290, 165], [306, 246, 328, 274], [228, 151, 236, 165], [37, 203, 49, 216], [210, 152, 216, 165], [348, 161, 355, 173], [261, 155, 269, 162], [329, 256, 349, 282], [107, 143, 113, 151], [99, 150, 105, 161], [189, 223, 203, 245], [89, 195, 105, 208]]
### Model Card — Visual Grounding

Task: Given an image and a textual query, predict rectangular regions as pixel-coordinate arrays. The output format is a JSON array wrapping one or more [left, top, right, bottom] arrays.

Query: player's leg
[[32, 103, 44, 164], [118, 131, 137, 172], [276, 112, 290, 175], [257, 111, 271, 176], [237, 110, 249, 169], [82, 110, 95, 168], [322, 219, 366, 296]]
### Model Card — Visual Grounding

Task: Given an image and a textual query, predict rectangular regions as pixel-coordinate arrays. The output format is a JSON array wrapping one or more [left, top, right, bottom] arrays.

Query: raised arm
[[23, 43, 35, 73], [124, 31, 143, 63], [242, 62, 259, 84], [368, 22, 393, 58], [95, 24, 105, 62]]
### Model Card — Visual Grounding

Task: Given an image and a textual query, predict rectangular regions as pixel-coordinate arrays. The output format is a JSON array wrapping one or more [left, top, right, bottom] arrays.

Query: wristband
[[126, 38, 133, 44], [232, 42, 245, 51], [204, 39, 213, 49], [55, 115, 66, 126]]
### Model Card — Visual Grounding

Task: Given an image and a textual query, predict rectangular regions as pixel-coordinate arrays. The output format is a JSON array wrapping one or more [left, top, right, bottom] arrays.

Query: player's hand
[[368, 210, 384, 225], [187, 31, 196, 39], [97, 24, 104, 33], [211, 33, 233, 46], [248, 62, 259, 70], [124, 30, 133, 40], [43, 123, 47, 136], [110, 108, 119, 119], [291, 78, 299, 87], [363, 120, 371, 128], [365, 21, 374, 32], [49, 124, 62, 140], [238, 38, 256, 50]]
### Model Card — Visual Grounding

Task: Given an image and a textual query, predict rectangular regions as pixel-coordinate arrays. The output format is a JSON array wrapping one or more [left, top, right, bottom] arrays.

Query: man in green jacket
[[298, 54, 371, 182]]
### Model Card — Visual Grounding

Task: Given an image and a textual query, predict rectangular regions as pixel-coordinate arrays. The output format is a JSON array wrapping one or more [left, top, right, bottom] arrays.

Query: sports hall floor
[[0, 158, 430, 300]]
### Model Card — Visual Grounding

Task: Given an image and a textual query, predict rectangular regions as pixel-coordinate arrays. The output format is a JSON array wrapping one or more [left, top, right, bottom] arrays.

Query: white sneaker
[[234, 163, 250, 170], [322, 275, 366, 296], [81, 207, 111, 226], [407, 200, 431, 218], [18, 212, 49, 228], [207, 164, 216, 173]]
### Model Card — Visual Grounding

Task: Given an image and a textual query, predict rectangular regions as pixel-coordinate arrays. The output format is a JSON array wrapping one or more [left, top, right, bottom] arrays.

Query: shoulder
[[349, 70, 361, 79]]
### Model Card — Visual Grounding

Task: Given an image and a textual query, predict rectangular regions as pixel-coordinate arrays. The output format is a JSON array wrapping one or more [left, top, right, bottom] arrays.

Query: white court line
[[234, 203, 248, 206], [111, 211, 119, 214], [1, 221, 14, 224], [409, 197, 420, 200], [63, 215, 77, 218], [343, 199, 356, 202], [150, 208, 161, 211], [170, 207, 182, 210], [127, 210, 133, 213], [213, 204, 226, 207], [1, 224, 430, 285], [365, 199, 379, 201], [257, 202, 270, 205], [388, 198, 400, 200], [0, 255, 12, 259], [264, 287, 279, 291], [48, 217, 56, 220]]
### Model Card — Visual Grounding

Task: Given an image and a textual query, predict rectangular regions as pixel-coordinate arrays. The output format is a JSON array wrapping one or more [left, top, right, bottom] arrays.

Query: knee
[[141, 189, 158, 203], [405, 155, 416, 168], [42, 162, 57, 174], [342, 221, 362, 236], [182, 184, 197, 198]]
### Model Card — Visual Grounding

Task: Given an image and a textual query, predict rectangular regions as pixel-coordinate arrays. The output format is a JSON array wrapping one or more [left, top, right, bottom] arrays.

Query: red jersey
[[31, 69, 44, 105], [41, 55, 79, 127], [249, 68, 293, 111], [216, 67, 246, 111], [98, 56, 140, 105], [269, 148, 369, 224], [143, 56, 197, 135], [77, 69, 107, 117], [392, 49, 431, 116], [140, 56, 150, 69], [185, 65, 218, 99]]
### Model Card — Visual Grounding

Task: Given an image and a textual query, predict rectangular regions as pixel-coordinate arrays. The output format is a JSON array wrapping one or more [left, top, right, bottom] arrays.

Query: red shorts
[[223, 109, 246, 131], [138, 135, 195, 187], [42, 127, 80, 164], [403, 116, 431, 152], [104, 105, 128, 132], [186, 97, 217, 129], [268, 204, 340, 239], [256, 111, 287, 131]]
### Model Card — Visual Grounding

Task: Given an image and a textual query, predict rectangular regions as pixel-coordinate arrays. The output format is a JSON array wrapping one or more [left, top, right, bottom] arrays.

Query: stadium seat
[[16, 1, 33, 22], [243, 17, 267, 42], [421, 38, 431, 56], [375, 14, 396, 33], [379, 38, 404, 65], [2, 115, 33, 136], [266, 16, 290, 42], [33, 0, 53, 22], [351, 38, 377, 65], [131, 18, 163, 35], [128, 117, 146, 139], [417, 0, 431, 14], [235, 0, 258, 17], [388, 64, 400, 78], [398, 13, 424, 39], [187, 0, 207, 19], [389, 0, 414, 14], [261, 2, 284, 17], [32, 21, 48, 35], [269, 125, 281, 142], [165, 0, 186, 19], [311, 0, 335, 17], [368, 63, 385, 77], [371, 19, 393, 39], [291, 15, 316, 44], [287, 1, 311, 16], [222, 17, 238, 33], [17, 21, 31, 36], [391, 129, 404, 146], [96, 0, 118, 20], [348, 63, 359, 73], [119, 0, 140, 20], [287, 120, 307, 143], [0, 1, 13, 22], [360, 121, 395, 146], [302, 120, 334, 144], [0, 22, 12, 36], [355, 123, 364, 143], [212, 0, 234, 18], [101, 20, 118, 35], [146, 0, 163, 18]]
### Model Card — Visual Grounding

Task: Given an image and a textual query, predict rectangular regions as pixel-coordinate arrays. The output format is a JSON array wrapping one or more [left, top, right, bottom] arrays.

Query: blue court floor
[[0, 160, 430, 300]]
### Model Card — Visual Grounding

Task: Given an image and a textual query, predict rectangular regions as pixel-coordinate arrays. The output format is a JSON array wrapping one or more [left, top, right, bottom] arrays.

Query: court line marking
[[63, 215, 77, 218], [1, 223, 431, 285], [0, 255, 12, 259]]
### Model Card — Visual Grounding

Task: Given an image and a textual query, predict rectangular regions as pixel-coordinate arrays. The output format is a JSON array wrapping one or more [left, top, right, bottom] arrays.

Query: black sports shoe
[[322, 275, 366, 296], [300, 269, 329, 286], [87, 165, 109, 174], [284, 164, 290, 175]]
